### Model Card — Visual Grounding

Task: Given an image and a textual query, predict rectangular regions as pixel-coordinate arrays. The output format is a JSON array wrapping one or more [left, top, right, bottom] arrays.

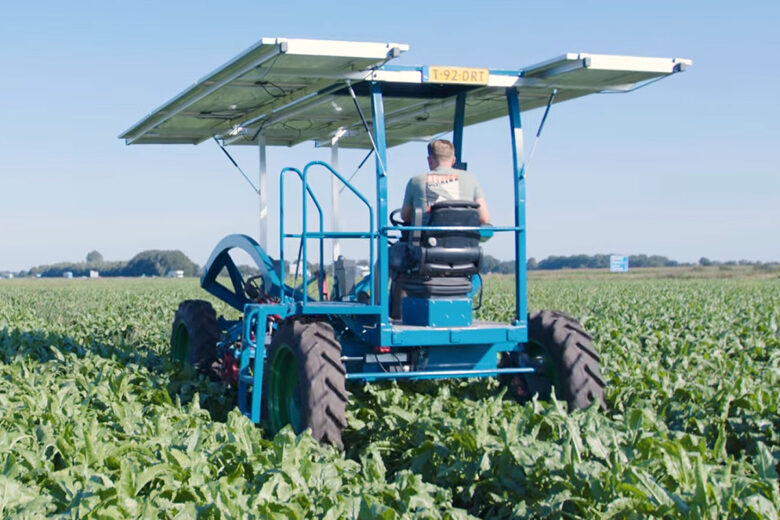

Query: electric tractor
[[121, 38, 690, 447]]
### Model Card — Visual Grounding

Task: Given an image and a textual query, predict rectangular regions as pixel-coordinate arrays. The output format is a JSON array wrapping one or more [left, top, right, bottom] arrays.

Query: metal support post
[[453, 92, 466, 169], [258, 135, 268, 250], [506, 88, 527, 325], [370, 82, 389, 324], [330, 142, 341, 264]]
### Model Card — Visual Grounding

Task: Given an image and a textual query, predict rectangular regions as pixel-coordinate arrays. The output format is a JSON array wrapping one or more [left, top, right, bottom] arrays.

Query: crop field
[[0, 274, 778, 518]]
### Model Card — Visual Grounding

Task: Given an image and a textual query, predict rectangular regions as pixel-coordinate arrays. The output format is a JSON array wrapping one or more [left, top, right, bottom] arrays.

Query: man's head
[[427, 139, 456, 169]]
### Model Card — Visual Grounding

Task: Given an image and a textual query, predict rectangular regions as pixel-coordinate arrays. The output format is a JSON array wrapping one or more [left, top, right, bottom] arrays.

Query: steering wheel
[[244, 275, 264, 300], [389, 208, 404, 227]]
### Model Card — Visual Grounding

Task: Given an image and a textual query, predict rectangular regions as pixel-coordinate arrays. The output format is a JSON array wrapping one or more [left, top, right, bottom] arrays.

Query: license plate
[[426, 66, 489, 85]]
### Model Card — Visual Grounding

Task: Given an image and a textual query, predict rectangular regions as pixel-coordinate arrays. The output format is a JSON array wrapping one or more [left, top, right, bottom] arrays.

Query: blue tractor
[[121, 38, 690, 447]]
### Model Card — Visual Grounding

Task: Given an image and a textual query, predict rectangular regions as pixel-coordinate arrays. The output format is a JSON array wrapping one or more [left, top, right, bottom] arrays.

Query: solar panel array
[[120, 38, 690, 149]]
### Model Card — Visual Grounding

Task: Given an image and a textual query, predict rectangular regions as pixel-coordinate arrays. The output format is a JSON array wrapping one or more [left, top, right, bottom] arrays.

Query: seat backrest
[[411, 200, 482, 277], [425, 200, 481, 247]]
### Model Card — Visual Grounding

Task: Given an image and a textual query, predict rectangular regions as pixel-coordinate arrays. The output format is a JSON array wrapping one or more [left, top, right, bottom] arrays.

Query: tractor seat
[[401, 200, 482, 298]]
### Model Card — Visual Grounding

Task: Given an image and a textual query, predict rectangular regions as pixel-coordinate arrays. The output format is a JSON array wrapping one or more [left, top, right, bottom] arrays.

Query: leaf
[[134, 464, 173, 496], [49, 344, 65, 361], [0, 475, 39, 514], [744, 494, 778, 520], [713, 426, 727, 462], [754, 441, 778, 481]]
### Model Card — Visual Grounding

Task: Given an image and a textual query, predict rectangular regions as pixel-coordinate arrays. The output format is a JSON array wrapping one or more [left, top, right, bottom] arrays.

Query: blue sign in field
[[610, 255, 629, 272]]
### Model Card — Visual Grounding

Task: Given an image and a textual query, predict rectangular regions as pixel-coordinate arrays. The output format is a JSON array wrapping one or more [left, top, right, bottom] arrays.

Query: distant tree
[[480, 254, 501, 273], [532, 253, 683, 270], [629, 254, 678, 268], [699, 257, 712, 267], [124, 250, 198, 277], [527, 257, 538, 270], [86, 251, 104, 263], [537, 254, 605, 270]]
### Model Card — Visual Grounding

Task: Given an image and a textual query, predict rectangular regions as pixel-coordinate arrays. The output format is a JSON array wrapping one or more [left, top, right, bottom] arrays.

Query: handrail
[[302, 161, 375, 305], [384, 225, 523, 232], [279, 167, 324, 302], [278, 161, 376, 307], [283, 231, 374, 238]]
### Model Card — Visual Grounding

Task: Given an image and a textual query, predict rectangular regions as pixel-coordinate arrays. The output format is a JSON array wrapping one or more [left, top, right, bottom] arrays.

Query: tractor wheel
[[501, 310, 606, 410], [265, 319, 347, 448], [170, 300, 219, 376]]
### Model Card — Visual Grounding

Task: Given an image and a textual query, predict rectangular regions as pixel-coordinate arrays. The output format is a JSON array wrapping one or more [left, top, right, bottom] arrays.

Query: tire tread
[[267, 319, 348, 448], [528, 309, 607, 410], [171, 300, 219, 375]]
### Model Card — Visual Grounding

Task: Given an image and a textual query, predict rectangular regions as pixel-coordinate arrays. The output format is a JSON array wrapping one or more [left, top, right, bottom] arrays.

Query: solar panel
[[120, 38, 691, 149]]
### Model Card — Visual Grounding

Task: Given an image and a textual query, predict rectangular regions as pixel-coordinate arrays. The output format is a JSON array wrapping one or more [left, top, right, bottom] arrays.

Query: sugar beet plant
[[0, 277, 778, 518]]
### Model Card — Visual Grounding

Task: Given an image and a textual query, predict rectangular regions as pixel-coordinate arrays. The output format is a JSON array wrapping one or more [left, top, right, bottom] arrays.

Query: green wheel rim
[[171, 323, 189, 363], [268, 343, 302, 433]]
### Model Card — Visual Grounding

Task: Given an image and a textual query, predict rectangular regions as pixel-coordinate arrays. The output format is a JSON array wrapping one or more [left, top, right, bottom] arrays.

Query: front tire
[[265, 319, 348, 448], [170, 300, 219, 375], [502, 310, 606, 410]]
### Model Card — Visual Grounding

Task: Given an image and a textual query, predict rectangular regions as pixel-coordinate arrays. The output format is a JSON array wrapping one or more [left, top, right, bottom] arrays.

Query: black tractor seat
[[400, 200, 482, 298]]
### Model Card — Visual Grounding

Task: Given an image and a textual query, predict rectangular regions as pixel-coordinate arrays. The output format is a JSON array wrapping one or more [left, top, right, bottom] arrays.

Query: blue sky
[[1, 1, 778, 271]]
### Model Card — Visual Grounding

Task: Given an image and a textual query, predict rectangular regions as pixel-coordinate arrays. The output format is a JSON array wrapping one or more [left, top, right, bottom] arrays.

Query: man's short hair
[[427, 139, 455, 162]]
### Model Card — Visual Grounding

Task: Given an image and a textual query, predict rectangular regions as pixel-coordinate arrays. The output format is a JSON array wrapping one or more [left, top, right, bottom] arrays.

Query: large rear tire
[[170, 300, 219, 375], [502, 310, 606, 410], [265, 319, 348, 448]]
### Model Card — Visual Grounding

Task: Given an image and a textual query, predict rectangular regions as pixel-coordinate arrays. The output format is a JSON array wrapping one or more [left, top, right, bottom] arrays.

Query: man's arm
[[400, 176, 420, 224], [401, 204, 413, 224], [476, 197, 490, 224]]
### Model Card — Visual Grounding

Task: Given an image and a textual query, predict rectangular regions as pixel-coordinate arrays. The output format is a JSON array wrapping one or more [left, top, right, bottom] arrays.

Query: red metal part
[[320, 271, 329, 301], [255, 293, 282, 322], [221, 350, 240, 385]]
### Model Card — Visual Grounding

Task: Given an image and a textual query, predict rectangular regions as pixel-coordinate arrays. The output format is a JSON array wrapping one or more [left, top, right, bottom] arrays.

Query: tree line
[[17, 250, 199, 278], [8, 251, 776, 279], [481, 253, 682, 273], [301, 254, 684, 275]]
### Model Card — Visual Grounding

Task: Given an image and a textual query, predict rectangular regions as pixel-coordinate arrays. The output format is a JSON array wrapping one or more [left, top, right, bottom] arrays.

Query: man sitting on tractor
[[379, 139, 490, 317], [400, 139, 490, 225]]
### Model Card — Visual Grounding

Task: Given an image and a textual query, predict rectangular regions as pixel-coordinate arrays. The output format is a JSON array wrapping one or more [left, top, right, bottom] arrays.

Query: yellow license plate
[[426, 66, 489, 85]]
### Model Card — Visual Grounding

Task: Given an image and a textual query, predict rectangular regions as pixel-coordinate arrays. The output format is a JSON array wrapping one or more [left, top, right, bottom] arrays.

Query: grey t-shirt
[[402, 166, 485, 213]]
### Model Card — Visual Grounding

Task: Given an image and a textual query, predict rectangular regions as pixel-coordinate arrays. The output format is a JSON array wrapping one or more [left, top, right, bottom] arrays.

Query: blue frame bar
[[385, 225, 523, 233], [370, 82, 389, 322], [346, 366, 536, 381], [239, 304, 291, 422], [284, 231, 373, 239], [507, 88, 527, 326], [278, 167, 296, 300], [279, 166, 325, 302]]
